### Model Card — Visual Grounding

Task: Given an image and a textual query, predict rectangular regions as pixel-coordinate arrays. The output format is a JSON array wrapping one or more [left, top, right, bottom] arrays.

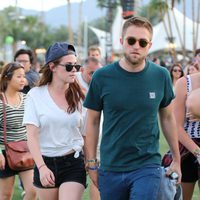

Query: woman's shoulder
[[27, 85, 47, 96]]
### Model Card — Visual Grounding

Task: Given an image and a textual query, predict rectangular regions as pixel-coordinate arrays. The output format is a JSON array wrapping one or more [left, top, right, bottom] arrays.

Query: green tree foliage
[[139, 0, 168, 25], [0, 6, 70, 50], [0, 5, 110, 52]]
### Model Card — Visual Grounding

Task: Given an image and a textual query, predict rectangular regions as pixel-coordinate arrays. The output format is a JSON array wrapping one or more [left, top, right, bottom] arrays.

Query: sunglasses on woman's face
[[58, 63, 82, 72], [173, 69, 182, 72], [126, 37, 150, 48]]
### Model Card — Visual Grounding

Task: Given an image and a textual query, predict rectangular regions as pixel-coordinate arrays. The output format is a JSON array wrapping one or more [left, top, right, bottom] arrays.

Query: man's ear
[[148, 42, 152, 50], [120, 37, 123, 45]]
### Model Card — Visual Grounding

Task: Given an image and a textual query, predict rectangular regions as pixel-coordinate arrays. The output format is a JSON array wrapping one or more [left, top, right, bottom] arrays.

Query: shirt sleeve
[[83, 77, 103, 111], [23, 93, 40, 127], [160, 70, 175, 108], [26, 70, 40, 88]]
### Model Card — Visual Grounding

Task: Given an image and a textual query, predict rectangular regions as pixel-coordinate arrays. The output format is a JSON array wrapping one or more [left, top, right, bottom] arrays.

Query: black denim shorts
[[33, 152, 86, 189], [181, 151, 199, 182], [0, 150, 33, 178]]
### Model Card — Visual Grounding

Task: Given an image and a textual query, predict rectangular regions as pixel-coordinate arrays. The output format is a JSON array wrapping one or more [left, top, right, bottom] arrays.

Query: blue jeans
[[98, 165, 161, 200]]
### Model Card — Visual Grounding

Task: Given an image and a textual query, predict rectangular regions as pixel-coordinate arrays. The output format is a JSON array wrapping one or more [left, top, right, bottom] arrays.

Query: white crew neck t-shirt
[[23, 85, 85, 157]]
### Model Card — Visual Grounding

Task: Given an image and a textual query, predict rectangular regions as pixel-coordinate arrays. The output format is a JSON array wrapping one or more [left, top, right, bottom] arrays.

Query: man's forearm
[[160, 116, 180, 162], [85, 124, 100, 160]]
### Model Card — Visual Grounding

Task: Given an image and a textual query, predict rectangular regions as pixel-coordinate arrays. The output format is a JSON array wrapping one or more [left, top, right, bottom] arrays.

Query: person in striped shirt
[[0, 62, 36, 200]]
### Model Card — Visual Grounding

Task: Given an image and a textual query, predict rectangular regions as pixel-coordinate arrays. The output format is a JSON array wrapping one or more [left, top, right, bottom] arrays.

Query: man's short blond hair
[[88, 45, 101, 56], [122, 16, 153, 40]]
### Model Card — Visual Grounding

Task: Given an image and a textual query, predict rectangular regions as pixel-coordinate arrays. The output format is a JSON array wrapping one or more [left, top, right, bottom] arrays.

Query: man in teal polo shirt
[[84, 16, 181, 200]]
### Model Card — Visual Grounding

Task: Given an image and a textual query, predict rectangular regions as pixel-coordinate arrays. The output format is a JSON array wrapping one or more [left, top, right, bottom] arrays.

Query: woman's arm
[[26, 124, 44, 168], [26, 124, 55, 187], [186, 88, 200, 119], [174, 77, 200, 153]]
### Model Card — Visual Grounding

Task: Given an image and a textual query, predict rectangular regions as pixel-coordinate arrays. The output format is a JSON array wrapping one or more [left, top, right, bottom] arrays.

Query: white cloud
[[0, 0, 85, 11]]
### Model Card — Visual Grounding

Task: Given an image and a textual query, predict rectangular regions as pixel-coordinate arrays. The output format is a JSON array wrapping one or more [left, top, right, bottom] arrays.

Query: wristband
[[38, 164, 46, 170], [193, 149, 200, 158], [88, 166, 98, 170], [87, 159, 97, 163]]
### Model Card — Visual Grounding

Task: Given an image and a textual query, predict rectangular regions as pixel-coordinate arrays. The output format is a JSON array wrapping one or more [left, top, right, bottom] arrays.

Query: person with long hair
[[23, 42, 86, 200], [169, 63, 184, 87], [0, 62, 36, 200], [174, 72, 200, 199]]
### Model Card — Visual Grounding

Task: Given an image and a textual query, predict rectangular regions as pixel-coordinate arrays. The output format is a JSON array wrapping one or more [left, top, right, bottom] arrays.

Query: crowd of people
[[0, 15, 200, 200]]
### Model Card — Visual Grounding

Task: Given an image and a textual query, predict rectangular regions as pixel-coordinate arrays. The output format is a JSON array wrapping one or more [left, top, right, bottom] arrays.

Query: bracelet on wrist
[[193, 149, 200, 158], [87, 166, 99, 170], [38, 164, 46, 170], [87, 159, 97, 163]]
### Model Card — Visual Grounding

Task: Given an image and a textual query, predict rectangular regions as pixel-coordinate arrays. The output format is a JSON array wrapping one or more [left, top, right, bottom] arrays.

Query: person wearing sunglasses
[[169, 63, 184, 87], [84, 16, 181, 200], [23, 42, 86, 200], [0, 62, 37, 200]]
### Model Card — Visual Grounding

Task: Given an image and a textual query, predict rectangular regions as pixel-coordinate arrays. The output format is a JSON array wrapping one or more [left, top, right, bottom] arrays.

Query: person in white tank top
[[174, 72, 200, 199]]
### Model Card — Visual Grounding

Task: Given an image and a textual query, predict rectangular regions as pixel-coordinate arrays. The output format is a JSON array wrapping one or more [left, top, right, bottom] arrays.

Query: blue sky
[[0, 0, 85, 11]]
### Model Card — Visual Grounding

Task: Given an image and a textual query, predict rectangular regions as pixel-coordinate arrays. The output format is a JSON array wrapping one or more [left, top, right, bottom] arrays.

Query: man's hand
[[166, 160, 181, 184]]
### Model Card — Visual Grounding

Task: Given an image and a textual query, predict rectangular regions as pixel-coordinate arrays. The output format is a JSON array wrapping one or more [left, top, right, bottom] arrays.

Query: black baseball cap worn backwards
[[45, 42, 76, 65]]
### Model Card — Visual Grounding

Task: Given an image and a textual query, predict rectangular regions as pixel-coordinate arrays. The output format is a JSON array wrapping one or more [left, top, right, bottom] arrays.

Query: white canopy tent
[[89, 26, 110, 59], [150, 8, 200, 53], [111, 6, 124, 54]]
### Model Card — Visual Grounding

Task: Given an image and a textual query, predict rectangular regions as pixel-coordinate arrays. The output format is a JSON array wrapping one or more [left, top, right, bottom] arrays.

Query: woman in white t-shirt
[[23, 42, 86, 200]]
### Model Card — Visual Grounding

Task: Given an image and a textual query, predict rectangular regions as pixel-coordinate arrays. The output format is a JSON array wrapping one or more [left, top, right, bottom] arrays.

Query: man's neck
[[119, 57, 146, 72]]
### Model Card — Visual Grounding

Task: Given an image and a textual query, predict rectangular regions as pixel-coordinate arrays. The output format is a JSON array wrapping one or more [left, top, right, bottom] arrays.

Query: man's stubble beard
[[124, 52, 145, 66]]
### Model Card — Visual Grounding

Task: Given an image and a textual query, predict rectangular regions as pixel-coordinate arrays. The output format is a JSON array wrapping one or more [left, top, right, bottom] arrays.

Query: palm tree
[[77, 0, 83, 55], [66, 0, 73, 43]]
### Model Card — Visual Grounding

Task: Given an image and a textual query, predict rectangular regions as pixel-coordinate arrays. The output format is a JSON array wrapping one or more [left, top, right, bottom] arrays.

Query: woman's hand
[[39, 165, 55, 187], [88, 169, 99, 188]]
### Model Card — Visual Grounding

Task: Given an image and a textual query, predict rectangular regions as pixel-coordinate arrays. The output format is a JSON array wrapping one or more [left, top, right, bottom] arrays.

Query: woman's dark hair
[[169, 63, 184, 82], [0, 62, 24, 92], [39, 59, 85, 114]]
